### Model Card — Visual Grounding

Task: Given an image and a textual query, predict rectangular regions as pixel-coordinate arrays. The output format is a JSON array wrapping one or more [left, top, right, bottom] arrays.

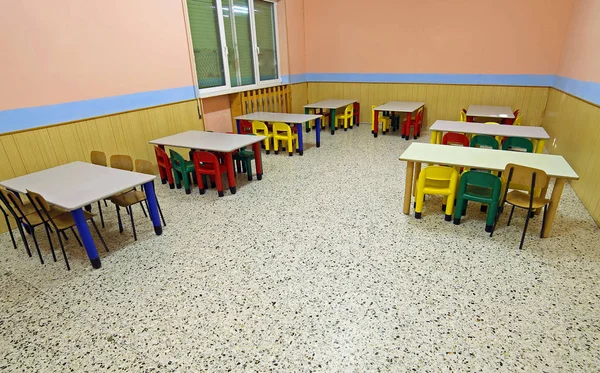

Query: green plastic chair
[[502, 137, 533, 153], [232, 134, 256, 181], [169, 149, 196, 194], [453, 171, 502, 232], [470, 135, 499, 149]]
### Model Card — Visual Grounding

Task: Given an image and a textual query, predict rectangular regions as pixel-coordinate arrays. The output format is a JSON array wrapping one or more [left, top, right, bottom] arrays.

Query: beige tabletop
[[304, 99, 357, 109], [466, 105, 515, 119], [429, 120, 550, 139], [374, 101, 425, 113], [0, 162, 155, 211], [150, 131, 265, 153], [234, 112, 322, 123]]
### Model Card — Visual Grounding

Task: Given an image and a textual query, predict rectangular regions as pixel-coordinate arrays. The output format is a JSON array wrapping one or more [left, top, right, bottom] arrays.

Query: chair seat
[[505, 190, 550, 209], [52, 211, 95, 230], [24, 206, 65, 226], [110, 190, 146, 207]]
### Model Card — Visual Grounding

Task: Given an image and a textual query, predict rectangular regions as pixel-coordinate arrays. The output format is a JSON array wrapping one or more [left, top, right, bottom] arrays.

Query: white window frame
[[183, 0, 282, 98]]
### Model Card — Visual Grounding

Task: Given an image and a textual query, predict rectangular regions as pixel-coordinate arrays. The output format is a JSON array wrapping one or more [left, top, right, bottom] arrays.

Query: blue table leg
[[72, 208, 101, 269], [236, 119, 241, 134], [316, 117, 321, 148], [143, 181, 163, 235], [296, 123, 304, 156]]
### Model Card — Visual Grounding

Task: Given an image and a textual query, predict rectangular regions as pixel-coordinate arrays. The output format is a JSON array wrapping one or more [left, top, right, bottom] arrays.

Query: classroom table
[[466, 105, 514, 123], [303, 99, 359, 135], [429, 120, 550, 153], [372, 101, 425, 138], [0, 162, 160, 269], [399, 143, 578, 238], [150, 131, 265, 194], [234, 112, 322, 153]]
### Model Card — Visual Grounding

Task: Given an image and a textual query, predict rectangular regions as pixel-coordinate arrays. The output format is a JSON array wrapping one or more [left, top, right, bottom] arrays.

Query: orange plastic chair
[[415, 166, 459, 221]]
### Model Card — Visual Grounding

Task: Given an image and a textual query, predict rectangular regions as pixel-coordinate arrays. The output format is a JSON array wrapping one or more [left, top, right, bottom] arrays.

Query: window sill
[[198, 80, 284, 99]]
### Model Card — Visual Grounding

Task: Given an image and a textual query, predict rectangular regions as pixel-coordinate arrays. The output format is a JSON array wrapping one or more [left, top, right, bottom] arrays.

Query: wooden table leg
[[413, 162, 421, 197], [403, 161, 415, 214], [542, 178, 566, 238]]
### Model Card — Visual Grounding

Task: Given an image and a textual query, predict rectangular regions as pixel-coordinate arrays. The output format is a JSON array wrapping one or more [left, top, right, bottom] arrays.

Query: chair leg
[[56, 231, 70, 270], [139, 201, 148, 218], [519, 208, 532, 250], [128, 206, 137, 241], [62, 230, 69, 240], [90, 219, 109, 252], [16, 220, 32, 257], [97, 201, 105, 228], [3, 213, 17, 249], [104, 200, 108, 207], [507, 205, 516, 226], [116, 206, 123, 233], [245, 159, 253, 181], [43, 223, 58, 262], [71, 227, 82, 247], [30, 227, 44, 265], [156, 198, 166, 227]]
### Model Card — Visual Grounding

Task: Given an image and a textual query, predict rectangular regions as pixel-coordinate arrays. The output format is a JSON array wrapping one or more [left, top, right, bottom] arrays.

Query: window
[[186, 0, 280, 95]]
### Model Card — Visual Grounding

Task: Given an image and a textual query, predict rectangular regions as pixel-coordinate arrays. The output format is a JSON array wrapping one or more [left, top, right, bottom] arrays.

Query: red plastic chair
[[403, 107, 424, 140], [442, 132, 470, 147], [154, 146, 174, 189], [193, 151, 228, 197], [239, 120, 253, 134], [505, 109, 520, 125]]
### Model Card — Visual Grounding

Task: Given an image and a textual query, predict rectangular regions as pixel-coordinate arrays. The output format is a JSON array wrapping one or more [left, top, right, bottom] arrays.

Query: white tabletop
[[399, 143, 578, 180], [234, 112, 322, 123], [374, 101, 425, 113], [0, 162, 155, 211], [466, 105, 515, 119], [150, 131, 265, 153], [304, 99, 357, 109], [430, 120, 550, 140]]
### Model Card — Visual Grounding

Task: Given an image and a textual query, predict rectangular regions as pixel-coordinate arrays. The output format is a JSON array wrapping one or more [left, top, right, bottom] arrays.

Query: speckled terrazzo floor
[[1, 125, 599, 372]]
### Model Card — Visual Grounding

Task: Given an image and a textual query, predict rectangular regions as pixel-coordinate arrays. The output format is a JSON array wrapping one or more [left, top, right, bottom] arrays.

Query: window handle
[[223, 46, 229, 55], [256, 46, 260, 55]]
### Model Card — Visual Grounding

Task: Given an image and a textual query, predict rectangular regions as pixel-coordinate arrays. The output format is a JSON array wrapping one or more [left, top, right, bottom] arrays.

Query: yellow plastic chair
[[252, 120, 273, 154], [336, 104, 354, 131], [513, 115, 523, 126], [272, 122, 298, 156], [460, 111, 467, 122], [484, 122, 503, 143], [415, 166, 458, 221], [371, 105, 391, 134]]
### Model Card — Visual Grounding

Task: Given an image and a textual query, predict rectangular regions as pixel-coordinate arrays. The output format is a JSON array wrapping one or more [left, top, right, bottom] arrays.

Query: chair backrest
[[252, 120, 268, 134], [135, 159, 157, 176], [90, 151, 107, 167], [470, 135, 499, 149], [192, 150, 219, 167], [110, 155, 133, 171], [513, 109, 520, 117], [502, 137, 533, 153], [459, 111, 467, 122], [0, 188, 27, 219], [415, 108, 424, 124], [501, 164, 548, 203], [459, 170, 502, 198], [344, 104, 353, 117], [442, 132, 470, 147], [154, 146, 170, 167], [272, 122, 291, 136], [0, 188, 19, 218], [26, 190, 51, 213], [513, 115, 523, 126], [239, 120, 253, 134], [419, 166, 458, 189], [169, 149, 187, 170]]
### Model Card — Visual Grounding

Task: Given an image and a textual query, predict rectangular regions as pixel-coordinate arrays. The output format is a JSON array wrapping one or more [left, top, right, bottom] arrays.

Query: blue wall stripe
[[553, 76, 600, 106], [0, 86, 196, 133], [3, 74, 600, 134]]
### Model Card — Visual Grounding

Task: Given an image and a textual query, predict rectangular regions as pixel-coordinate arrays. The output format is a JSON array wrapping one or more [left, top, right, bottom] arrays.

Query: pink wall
[[303, 0, 573, 75], [557, 0, 600, 83], [0, 0, 194, 111], [278, 0, 306, 77]]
